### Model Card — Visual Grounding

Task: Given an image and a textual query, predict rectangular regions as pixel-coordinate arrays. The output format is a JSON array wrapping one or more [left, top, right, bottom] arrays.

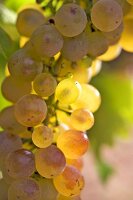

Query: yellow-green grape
[[0, 132, 22, 167], [119, 19, 133, 52], [55, 78, 81, 105], [8, 178, 41, 200], [91, 0, 123, 32], [87, 31, 109, 57], [53, 165, 84, 197], [33, 73, 57, 97], [32, 125, 53, 148], [124, 5, 133, 19], [1, 76, 32, 103], [61, 31, 88, 61], [55, 3, 87, 37], [14, 94, 47, 127], [90, 59, 102, 77], [16, 8, 45, 37], [8, 48, 43, 81], [70, 109, 94, 131], [71, 84, 101, 113], [57, 194, 81, 200], [103, 22, 123, 45], [57, 130, 89, 159], [39, 178, 58, 200], [66, 158, 83, 171], [35, 145, 66, 178], [114, 0, 131, 15], [127, 0, 133, 5], [5, 149, 35, 179], [0, 179, 9, 200], [98, 44, 121, 61], [0, 106, 28, 135], [30, 24, 63, 58]]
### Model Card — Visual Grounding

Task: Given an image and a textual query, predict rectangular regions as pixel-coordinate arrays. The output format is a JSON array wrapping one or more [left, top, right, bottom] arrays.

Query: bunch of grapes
[[0, 0, 133, 199]]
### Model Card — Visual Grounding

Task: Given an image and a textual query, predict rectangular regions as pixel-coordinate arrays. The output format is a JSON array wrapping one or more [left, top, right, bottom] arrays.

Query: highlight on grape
[[0, 0, 133, 199]]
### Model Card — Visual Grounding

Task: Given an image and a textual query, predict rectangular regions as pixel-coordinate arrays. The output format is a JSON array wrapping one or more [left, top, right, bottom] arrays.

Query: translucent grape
[[55, 78, 81, 105], [91, 0, 123, 32], [55, 3, 87, 37], [66, 158, 83, 171], [90, 59, 102, 77], [39, 178, 58, 200], [57, 130, 89, 159], [14, 94, 47, 127], [32, 125, 53, 148], [70, 109, 94, 131], [1, 76, 32, 103], [35, 145, 66, 178], [53, 165, 84, 197], [8, 178, 41, 200], [61, 31, 89, 61], [33, 73, 57, 97], [71, 84, 101, 113], [30, 24, 63, 58], [5, 149, 35, 179], [16, 8, 45, 37], [8, 48, 43, 81], [57, 194, 81, 200], [0, 179, 9, 200]]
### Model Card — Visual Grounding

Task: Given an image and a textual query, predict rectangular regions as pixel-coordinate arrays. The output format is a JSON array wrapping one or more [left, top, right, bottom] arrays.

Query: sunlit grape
[[14, 94, 47, 127], [32, 125, 53, 148], [53, 165, 84, 197], [90, 59, 102, 77], [55, 3, 87, 37], [35, 145, 66, 178], [8, 178, 41, 200], [57, 130, 89, 159], [66, 158, 83, 171], [33, 73, 57, 97]]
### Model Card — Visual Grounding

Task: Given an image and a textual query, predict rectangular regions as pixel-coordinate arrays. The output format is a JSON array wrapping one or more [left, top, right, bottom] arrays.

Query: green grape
[[8, 178, 41, 200], [0, 132, 22, 167], [16, 8, 45, 37], [8, 48, 43, 81], [57, 194, 81, 200], [87, 31, 109, 57], [127, 0, 133, 5], [71, 84, 101, 113], [5, 149, 35, 179], [57, 130, 89, 159], [91, 0, 123, 32], [14, 94, 47, 127], [55, 3, 87, 37], [33, 73, 57, 97], [35, 145, 66, 178], [55, 78, 81, 105], [32, 124, 53, 148], [0, 179, 9, 200], [30, 24, 63, 58], [0, 106, 28, 135], [39, 178, 58, 200], [61, 31, 89, 61], [53, 165, 84, 197], [70, 109, 94, 131], [1, 76, 32, 103]]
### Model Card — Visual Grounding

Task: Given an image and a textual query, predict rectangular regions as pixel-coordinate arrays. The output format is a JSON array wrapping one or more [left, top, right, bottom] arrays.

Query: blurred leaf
[[5, 0, 35, 11]]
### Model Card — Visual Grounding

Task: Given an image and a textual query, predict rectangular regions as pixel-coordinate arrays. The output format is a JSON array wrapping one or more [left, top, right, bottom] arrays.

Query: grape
[[0, 164, 15, 184], [71, 84, 101, 113], [5, 149, 35, 179], [125, 5, 133, 19], [8, 178, 41, 200], [53, 165, 84, 197], [61, 31, 89, 61], [39, 178, 58, 200], [0, 179, 9, 200], [91, 0, 123, 32], [55, 78, 81, 105], [1, 76, 32, 103], [57, 194, 81, 200], [35, 145, 66, 178], [87, 31, 109, 57], [30, 24, 63, 58], [8, 48, 43, 81], [14, 94, 47, 127], [0, 132, 22, 167], [114, 0, 131, 15], [32, 125, 53, 148], [70, 109, 94, 131], [57, 130, 89, 159], [55, 3, 87, 37], [90, 59, 102, 77], [16, 8, 45, 37], [33, 73, 57, 97], [66, 158, 83, 171], [119, 19, 133, 52], [127, 0, 133, 5]]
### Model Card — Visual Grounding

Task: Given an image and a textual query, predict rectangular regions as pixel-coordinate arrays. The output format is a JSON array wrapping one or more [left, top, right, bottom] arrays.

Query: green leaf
[[5, 0, 35, 11]]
